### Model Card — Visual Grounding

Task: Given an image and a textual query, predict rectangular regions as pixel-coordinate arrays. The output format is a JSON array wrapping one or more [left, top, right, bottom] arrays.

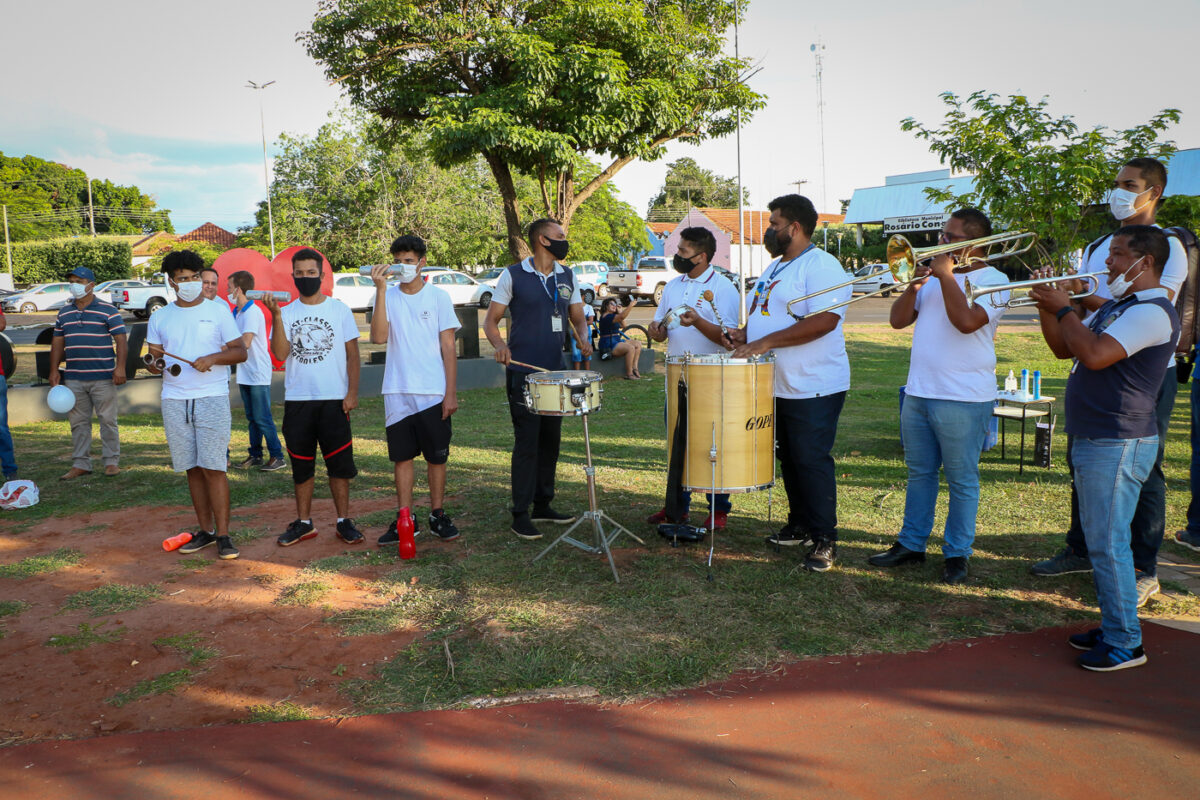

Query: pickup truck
[[606, 256, 673, 305], [111, 283, 174, 318]]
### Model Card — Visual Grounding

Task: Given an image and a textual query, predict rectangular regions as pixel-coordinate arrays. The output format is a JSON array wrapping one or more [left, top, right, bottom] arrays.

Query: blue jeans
[[239, 384, 283, 460], [1071, 436, 1156, 650], [0, 374, 15, 478], [897, 395, 993, 558]]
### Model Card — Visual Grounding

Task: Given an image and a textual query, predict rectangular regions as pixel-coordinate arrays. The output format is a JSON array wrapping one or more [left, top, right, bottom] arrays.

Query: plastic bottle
[[1020, 369, 1029, 399], [398, 507, 416, 560], [1032, 370, 1042, 400], [162, 532, 193, 552], [1004, 369, 1017, 394]]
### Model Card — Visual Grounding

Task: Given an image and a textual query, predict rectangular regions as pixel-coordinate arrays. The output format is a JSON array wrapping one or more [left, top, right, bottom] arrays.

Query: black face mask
[[293, 275, 322, 297], [764, 225, 793, 258], [673, 254, 696, 274], [545, 238, 570, 261]]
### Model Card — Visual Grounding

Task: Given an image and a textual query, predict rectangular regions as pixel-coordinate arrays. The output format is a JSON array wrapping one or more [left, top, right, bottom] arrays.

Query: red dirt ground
[[0, 625, 1197, 799], [0, 496, 439, 744]]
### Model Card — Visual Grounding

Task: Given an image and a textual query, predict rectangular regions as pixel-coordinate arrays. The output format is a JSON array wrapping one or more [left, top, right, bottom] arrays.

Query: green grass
[[105, 669, 191, 707], [9, 326, 1200, 716], [275, 581, 333, 607], [152, 632, 220, 665], [0, 548, 84, 579], [244, 701, 314, 723], [0, 600, 27, 618], [46, 622, 127, 651], [62, 584, 161, 617]]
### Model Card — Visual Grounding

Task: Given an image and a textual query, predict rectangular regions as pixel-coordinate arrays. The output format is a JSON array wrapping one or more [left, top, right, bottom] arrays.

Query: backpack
[[1164, 226, 1200, 357]]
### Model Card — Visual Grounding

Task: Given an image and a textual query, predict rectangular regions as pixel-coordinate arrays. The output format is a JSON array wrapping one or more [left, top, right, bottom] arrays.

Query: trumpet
[[785, 230, 1038, 319], [964, 273, 1102, 309]]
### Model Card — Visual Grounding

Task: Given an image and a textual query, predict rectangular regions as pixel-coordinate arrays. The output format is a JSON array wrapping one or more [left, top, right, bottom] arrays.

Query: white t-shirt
[[653, 266, 740, 357], [1094, 288, 1176, 356], [279, 296, 360, 401], [492, 258, 583, 307], [1079, 226, 1187, 302], [234, 301, 272, 387], [382, 282, 460, 396], [905, 267, 1010, 402], [745, 247, 851, 399], [146, 299, 242, 400]]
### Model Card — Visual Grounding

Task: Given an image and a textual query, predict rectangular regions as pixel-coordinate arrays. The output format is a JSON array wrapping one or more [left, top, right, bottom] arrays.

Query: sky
[[3, 0, 1198, 234]]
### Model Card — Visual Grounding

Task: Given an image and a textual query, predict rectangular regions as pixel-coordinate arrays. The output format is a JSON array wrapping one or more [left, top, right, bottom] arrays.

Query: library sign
[[883, 213, 950, 234]]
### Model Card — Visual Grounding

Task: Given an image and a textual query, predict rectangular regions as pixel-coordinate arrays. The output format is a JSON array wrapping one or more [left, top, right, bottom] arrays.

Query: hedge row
[[11, 238, 132, 284]]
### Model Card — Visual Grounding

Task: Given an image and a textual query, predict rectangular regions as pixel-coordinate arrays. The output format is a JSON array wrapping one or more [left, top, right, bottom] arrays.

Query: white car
[[570, 262, 610, 297], [476, 267, 505, 287], [3, 283, 73, 313], [425, 270, 492, 307], [851, 264, 897, 297], [333, 273, 378, 311]]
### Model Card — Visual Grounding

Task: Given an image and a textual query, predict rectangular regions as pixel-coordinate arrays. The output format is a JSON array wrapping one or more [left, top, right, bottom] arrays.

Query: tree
[[647, 157, 749, 220], [304, 0, 764, 261], [901, 92, 1180, 269]]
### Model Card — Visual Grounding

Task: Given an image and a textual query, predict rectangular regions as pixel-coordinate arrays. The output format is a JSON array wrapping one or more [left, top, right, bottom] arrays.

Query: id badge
[[551, 315, 563, 333]]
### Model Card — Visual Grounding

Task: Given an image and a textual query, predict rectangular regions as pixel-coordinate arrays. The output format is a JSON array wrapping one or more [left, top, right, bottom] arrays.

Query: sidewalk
[[2, 624, 1197, 800]]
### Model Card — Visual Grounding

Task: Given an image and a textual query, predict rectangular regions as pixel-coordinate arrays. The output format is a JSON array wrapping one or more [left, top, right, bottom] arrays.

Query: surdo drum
[[665, 353, 775, 493], [524, 370, 604, 416]]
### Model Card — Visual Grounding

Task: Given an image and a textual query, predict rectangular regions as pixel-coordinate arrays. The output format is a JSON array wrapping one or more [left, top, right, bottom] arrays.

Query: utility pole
[[3, 205, 12, 275], [246, 80, 277, 259], [86, 173, 96, 236], [733, 2, 746, 321], [811, 41, 827, 214]]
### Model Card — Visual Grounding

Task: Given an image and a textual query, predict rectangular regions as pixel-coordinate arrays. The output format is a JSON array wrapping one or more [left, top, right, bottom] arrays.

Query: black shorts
[[282, 399, 357, 484], [386, 402, 452, 465]]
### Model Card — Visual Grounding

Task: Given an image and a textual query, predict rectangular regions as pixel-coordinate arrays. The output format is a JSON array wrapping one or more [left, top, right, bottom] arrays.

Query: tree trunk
[[484, 151, 530, 263]]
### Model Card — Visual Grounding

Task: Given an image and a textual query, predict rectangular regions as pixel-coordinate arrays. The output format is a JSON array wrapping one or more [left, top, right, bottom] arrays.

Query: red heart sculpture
[[211, 246, 333, 302]]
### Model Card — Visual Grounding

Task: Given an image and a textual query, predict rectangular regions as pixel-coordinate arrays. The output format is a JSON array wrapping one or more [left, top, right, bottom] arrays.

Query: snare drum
[[665, 353, 775, 493], [524, 370, 604, 416]]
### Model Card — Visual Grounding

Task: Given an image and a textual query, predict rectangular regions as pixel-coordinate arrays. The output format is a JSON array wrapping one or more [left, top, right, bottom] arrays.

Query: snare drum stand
[[533, 394, 644, 582]]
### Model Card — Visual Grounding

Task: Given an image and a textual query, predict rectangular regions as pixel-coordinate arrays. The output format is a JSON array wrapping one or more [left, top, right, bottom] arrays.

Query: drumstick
[[148, 348, 197, 368], [701, 290, 734, 346], [510, 359, 550, 373]]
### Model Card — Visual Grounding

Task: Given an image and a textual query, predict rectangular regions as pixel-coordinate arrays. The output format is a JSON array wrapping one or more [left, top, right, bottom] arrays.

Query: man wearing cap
[[48, 267, 128, 479]]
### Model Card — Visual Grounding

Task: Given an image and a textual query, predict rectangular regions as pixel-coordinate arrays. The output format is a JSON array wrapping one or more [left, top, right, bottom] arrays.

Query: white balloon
[[47, 385, 76, 414]]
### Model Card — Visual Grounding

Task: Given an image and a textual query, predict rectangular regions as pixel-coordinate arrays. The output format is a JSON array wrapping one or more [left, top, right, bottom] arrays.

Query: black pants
[[776, 392, 846, 542], [1065, 366, 1178, 575], [507, 370, 563, 516]]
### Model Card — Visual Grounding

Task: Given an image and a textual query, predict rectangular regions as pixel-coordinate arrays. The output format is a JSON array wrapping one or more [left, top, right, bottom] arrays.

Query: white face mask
[[68, 283, 90, 299], [1108, 255, 1146, 299], [174, 280, 203, 302], [1109, 187, 1154, 221], [396, 264, 419, 284], [228, 292, 239, 305]]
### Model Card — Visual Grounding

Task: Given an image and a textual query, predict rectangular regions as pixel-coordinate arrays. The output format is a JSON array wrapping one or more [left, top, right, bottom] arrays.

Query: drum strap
[[664, 376, 689, 520]]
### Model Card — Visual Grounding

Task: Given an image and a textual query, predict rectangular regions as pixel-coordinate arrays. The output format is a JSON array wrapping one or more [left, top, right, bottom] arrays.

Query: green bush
[[12, 238, 133, 284]]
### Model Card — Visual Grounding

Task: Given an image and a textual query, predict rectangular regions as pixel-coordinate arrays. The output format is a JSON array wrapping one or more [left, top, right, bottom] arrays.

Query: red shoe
[[646, 508, 689, 525], [711, 511, 728, 529]]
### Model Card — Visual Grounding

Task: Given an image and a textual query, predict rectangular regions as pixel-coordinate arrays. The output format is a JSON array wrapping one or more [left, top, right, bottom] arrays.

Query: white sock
[[337, 517, 346, 523], [300, 519, 311, 525]]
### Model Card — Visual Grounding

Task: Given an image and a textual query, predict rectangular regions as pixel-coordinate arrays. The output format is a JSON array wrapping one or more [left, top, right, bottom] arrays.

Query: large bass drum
[[665, 353, 775, 493]]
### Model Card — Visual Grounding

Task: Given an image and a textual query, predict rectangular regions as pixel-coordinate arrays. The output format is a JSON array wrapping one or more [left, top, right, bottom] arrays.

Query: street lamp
[[246, 80, 276, 259]]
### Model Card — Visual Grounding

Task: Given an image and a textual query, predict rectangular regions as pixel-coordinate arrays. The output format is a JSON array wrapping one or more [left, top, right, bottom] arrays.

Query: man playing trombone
[[868, 209, 1009, 584]]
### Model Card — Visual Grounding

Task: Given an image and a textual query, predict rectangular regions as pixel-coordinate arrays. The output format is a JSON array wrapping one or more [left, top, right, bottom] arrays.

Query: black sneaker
[[531, 507, 576, 525], [260, 456, 287, 472], [765, 524, 811, 548], [1030, 547, 1092, 577], [336, 518, 365, 545], [429, 510, 460, 541], [1077, 641, 1147, 672], [235, 455, 264, 469], [512, 514, 543, 540], [804, 539, 837, 572], [377, 516, 421, 546], [1069, 628, 1104, 651], [216, 536, 240, 560], [277, 519, 317, 547], [178, 530, 216, 554]]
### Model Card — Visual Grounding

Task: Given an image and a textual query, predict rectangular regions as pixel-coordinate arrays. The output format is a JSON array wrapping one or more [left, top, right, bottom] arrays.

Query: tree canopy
[[0, 152, 173, 241], [304, 0, 762, 260], [902, 92, 1180, 269], [646, 157, 748, 221]]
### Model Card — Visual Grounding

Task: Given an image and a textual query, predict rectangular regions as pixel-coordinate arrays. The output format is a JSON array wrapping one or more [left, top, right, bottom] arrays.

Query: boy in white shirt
[[370, 235, 462, 544], [227, 271, 285, 471], [146, 250, 247, 560], [263, 248, 364, 547]]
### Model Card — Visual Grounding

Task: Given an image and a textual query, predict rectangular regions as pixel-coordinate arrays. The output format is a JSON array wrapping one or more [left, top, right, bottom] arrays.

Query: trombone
[[785, 230, 1038, 319], [964, 273, 1102, 309]]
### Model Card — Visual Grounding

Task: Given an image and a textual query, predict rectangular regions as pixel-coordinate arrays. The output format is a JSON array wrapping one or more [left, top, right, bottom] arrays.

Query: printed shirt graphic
[[280, 296, 360, 400]]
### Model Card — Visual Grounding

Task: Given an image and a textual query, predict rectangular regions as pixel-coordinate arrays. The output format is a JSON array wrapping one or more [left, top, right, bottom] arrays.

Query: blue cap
[[69, 267, 96, 282]]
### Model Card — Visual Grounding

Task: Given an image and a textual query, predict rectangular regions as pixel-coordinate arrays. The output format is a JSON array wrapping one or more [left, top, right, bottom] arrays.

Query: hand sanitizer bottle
[[1004, 370, 1017, 394]]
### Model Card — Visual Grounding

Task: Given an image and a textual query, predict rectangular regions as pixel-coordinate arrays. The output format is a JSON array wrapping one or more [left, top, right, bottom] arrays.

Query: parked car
[[476, 267, 506, 287], [712, 266, 756, 293], [425, 270, 492, 307], [333, 273, 378, 311], [569, 262, 609, 297], [111, 283, 173, 318], [46, 279, 149, 311], [3, 283, 73, 313], [851, 264, 896, 297], [607, 256, 672, 305]]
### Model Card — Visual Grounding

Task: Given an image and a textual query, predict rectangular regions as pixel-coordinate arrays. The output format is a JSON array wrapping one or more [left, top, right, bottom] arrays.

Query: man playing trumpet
[[868, 209, 1009, 584]]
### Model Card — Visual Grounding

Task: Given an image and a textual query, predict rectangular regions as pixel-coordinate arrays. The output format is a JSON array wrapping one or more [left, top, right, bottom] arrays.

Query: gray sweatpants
[[65, 379, 120, 471]]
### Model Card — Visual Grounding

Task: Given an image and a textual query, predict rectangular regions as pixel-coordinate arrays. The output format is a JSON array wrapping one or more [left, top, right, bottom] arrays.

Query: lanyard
[[753, 244, 815, 309], [528, 258, 560, 313]]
